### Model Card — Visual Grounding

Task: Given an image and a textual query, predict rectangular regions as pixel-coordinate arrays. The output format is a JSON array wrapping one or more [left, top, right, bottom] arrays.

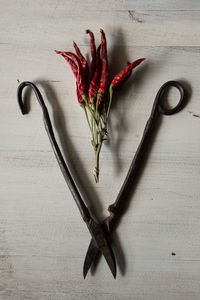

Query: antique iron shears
[[83, 80, 186, 278], [17, 81, 116, 278]]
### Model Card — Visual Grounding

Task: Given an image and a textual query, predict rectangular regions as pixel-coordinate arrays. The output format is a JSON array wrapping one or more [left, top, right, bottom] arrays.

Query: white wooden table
[[1, 1, 200, 299]]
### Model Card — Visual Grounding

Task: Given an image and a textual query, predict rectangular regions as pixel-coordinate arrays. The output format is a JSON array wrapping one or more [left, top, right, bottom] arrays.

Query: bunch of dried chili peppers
[[55, 29, 145, 182]]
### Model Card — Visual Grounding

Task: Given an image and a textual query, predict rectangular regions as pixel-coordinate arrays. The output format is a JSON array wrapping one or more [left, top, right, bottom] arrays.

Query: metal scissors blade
[[83, 239, 99, 279], [83, 80, 186, 278], [83, 238, 116, 279], [86, 219, 116, 278], [83, 217, 112, 278]]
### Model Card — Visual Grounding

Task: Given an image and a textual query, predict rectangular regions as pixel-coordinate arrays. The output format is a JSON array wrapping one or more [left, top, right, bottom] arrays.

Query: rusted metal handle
[[106, 81, 185, 229], [17, 81, 91, 223]]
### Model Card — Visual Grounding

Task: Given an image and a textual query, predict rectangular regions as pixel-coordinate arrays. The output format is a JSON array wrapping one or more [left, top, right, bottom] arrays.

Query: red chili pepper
[[76, 82, 84, 103], [55, 51, 78, 77], [73, 40, 88, 73], [88, 44, 101, 100], [111, 58, 146, 88], [62, 52, 86, 96], [73, 40, 90, 92], [55, 50, 86, 102], [113, 61, 132, 89], [85, 29, 96, 80], [98, 29, 108, 96]]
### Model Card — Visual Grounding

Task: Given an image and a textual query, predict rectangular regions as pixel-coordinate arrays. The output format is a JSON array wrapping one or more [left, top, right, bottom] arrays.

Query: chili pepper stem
[[106, 85, 113, 120], [93, 133, 102, 183], [82, 105, 95, 143]]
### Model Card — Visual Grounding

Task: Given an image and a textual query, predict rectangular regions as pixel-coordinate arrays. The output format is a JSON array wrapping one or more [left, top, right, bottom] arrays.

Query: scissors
[[17, 81, 116, 278], [83, 80, 186, 278]]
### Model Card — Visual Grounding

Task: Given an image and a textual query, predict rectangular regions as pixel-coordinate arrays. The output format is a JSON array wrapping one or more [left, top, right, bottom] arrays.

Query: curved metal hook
[[17, 81, 47, 115]]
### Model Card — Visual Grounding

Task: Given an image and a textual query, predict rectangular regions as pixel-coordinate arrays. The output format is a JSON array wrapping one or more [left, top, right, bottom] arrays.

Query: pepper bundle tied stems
[[55, 29, 146, 182]]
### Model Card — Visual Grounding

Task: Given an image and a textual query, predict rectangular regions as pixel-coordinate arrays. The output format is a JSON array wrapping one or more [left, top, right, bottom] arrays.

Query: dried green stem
[[82, 93, 109, 182], [93, 132, 103, 183], [106, 85, 113, 119], [82, 105, 92, 133]]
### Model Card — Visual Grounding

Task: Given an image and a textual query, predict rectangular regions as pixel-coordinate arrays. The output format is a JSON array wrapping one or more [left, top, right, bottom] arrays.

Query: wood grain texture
[[0, 1, 200, 299]]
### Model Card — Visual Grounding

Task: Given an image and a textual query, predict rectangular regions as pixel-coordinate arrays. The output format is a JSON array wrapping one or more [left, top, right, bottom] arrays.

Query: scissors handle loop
[[156, 80, 185, 116]]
